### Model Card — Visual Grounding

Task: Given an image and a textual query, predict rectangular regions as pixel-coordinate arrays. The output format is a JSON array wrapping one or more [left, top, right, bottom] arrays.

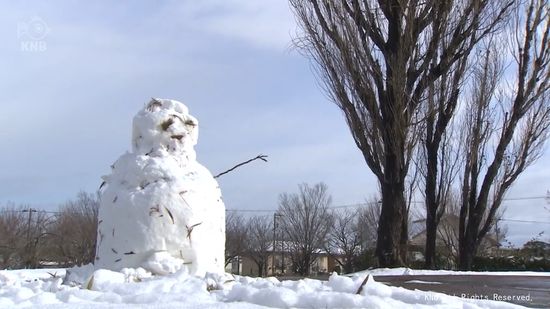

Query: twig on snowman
[[178, 191, 191, 208], [149, 205, 163, 217], [355, 275, 371, 295], [214, 154, 268, 178], [164, 206, 175, 224], [146, 98, 162, 112], [186, 222, 203, 241]]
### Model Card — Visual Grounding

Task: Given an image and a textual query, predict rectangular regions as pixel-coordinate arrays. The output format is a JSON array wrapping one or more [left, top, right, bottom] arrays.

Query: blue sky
[[0, 0, 548, 246]]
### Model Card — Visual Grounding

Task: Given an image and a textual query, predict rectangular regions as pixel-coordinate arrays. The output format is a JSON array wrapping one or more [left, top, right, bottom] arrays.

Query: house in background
[[409, 213, 500, 267], [226, 241, 343, 277]]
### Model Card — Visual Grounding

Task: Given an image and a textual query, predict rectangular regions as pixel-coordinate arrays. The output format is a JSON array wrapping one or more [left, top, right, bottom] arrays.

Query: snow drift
[[0, 267, 527, 308]]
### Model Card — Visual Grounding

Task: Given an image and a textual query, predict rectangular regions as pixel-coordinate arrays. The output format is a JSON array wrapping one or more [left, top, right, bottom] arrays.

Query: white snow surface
[[0, 266, 528, 308], [95, 99, 225, 276]]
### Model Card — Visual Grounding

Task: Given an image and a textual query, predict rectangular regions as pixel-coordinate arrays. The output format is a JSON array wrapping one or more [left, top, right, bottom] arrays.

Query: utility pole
[[271, 213, 277, 276], [22, 208, 37, 267], [272, 213, 284, 276], [281, 231, 285, 275], [278, 213, 284, 274]]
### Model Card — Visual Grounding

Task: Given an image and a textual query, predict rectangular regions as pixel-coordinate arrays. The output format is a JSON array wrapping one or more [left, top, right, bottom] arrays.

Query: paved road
[[375, 275, 550, 308]]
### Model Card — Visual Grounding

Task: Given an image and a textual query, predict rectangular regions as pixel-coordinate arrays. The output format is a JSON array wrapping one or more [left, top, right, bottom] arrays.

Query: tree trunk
[[344, 258, 353, 274], [424, 214, 438, 269], [400, 208, 409, 265], [458, 233, 477, 270], [376, 181, 406, 267], [459, 209, 482, 270], [303, 253, 310, 276], [257, 261, 264, 277], [424, 116, 442, 269]]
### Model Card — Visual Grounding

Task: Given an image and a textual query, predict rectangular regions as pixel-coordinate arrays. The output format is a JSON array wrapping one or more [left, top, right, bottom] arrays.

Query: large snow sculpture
[[95, 99, 225, 276]]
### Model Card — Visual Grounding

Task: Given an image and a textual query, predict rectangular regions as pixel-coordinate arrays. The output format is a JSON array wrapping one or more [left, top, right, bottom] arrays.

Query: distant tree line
[[0, 192, 98, 269], [226, 182, 424, 276]]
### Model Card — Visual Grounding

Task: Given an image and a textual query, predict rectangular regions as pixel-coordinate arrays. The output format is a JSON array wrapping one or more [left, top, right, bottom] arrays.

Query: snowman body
[[94, 99, 225, 276]]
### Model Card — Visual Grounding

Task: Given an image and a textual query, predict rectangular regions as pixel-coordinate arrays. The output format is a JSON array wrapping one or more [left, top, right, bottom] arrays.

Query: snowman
[[94, 98, 225, 276]]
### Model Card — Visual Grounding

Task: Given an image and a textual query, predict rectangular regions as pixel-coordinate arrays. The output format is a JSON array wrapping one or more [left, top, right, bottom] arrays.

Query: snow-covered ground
[[0, 266, 531, 308]]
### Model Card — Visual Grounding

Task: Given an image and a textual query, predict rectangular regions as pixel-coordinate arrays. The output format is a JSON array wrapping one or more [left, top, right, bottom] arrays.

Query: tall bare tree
[[225, 212, 249, 272], [357, 200, 381, 251], [48, 191, 99, 266], [245, 215, 273, 277], [419, 116, 463, 268], [0, 204, 27, 268], [277, 182, 332, 276], [0, 204, 52, 269], [290, 0, 514, 266], [325, 208, 362, 273], [458, 0, 550, 269], [429, 192, 508, 267]]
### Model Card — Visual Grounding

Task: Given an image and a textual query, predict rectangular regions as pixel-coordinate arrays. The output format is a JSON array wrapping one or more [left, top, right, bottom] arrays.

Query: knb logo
[[18, 16, 50, 52]]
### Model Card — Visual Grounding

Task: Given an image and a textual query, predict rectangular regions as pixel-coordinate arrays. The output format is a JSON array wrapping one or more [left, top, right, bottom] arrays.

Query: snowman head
[[132, 98, 199, 158]]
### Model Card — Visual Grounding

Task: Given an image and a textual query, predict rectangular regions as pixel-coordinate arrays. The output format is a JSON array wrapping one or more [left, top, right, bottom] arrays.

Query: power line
[[226, 209, 273, 213], [225, 202, 371, 213], [2, 195, 548, 218], [0, 209, 60, 214], [501, 196, 547, 201], [328, 202, 369, 209], [226, 203, 550, 225], [500, 218, 550, 224]]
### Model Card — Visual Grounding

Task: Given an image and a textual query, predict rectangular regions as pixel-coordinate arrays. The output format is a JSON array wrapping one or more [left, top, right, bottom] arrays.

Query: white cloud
[[162, 0, 296, 51]]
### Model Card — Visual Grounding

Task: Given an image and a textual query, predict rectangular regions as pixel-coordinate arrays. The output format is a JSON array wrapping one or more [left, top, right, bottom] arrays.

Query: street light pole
[[22, 208, 37, 267], [272, 213, 277, 276], [281, 228, 285, 275], [272, 213, 284, 276]]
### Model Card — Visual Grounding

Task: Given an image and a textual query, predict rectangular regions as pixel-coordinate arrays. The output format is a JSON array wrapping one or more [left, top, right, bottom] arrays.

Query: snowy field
[[0, 265, 536, 308]]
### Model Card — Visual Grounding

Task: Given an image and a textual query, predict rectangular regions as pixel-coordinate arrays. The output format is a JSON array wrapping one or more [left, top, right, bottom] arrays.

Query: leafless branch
[[214, 154, 268, 179]]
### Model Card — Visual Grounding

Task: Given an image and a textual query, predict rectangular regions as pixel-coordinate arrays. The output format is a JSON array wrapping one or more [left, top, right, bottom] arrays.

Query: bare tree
[[0, 203, 52, 269], [325, 208, 362, 273], [244, 215, 272, 277], [290, 0, 514, 266], [0, 204, 27, 268], [25, 210, 52, 268], [459, 0, 550, 269], [419, 120, 463, 268], [432, 193, 508, 267], [357, 199, 382, 251], [402, 165, 422, 260], [277, 182, 332, 276], [48, 191, 99, 267], [225, 212, 249, 272]]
